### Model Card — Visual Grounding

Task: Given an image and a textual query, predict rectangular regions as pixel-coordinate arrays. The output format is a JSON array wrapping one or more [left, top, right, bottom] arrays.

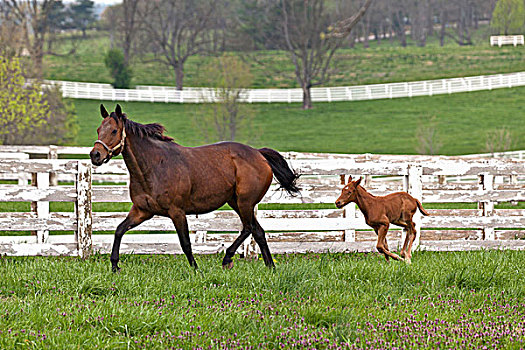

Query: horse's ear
[[355, 177, 362, 187], [347, 175, 353, 183], [115, 104, 123, 118], [100, 104, 109, 118]]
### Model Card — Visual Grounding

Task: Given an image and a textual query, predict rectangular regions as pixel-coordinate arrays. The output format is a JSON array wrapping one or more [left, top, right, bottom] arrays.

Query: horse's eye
[[112, 129, 117, 134]]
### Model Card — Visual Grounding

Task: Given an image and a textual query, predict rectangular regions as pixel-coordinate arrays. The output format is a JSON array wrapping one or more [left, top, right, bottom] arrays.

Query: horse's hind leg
[[169, 208, 198, 269], [253, 219, 275, 268], [222, 200, 251, 269], [222, 228, 250, 269], [111, 205, 152, 272]]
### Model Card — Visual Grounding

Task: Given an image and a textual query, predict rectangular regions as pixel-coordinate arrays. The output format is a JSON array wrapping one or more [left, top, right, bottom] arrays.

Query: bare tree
[[277, 0, 372, 109], [139, 0, 216, 90], [193, 56, 256, 143], [415, 115, 442, 155], [485, 127, 514, 155], [2, 0, 54, 77], [1, 0, 78, 77]]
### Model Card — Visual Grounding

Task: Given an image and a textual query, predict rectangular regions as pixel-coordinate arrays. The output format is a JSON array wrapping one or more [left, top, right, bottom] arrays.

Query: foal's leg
[[111, 205, 152, 272], [376, 223, 404, 261], [393, 220, 410, 259], [373, 227, 389, 261], [169, 207, 198, 269], [404, 221, 418, 264]]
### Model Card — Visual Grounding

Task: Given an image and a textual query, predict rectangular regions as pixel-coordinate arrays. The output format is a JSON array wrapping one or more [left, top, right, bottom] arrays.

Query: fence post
[[339, 174, 356, 242], [344, 203, 356, 243], [35, 172, 50, 243], [76, 161, 93, 259], [404, 165, 423, 250], [478, 173, 494, 240], [48, 145, 58, 186]]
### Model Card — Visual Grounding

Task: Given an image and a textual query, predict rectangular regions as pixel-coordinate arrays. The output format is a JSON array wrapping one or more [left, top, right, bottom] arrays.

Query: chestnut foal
[[335, 176, 429, 264]]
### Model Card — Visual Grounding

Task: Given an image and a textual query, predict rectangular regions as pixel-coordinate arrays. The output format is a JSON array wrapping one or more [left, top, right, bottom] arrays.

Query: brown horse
[[335, 176, 429, 264], [90, 104, 300, 271]]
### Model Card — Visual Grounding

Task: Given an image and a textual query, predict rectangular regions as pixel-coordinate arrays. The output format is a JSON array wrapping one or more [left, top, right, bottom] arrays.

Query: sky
[[64, 0, 122, 4]]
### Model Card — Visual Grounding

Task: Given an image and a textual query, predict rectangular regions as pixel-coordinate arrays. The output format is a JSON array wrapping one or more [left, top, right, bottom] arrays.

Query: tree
[[104, 48, 133, 88], [1, 0, 54, 77], [101, 0, 144, 64], [139, 0, 217, 90], [0, 56, 78, 145], [1, 0, 78, 77], [70, 0, 96, 38], [491, 0, 525, 35], [415, 115, 442, 155], [278, 0, 372, 109], [193, 56, 256, 143]]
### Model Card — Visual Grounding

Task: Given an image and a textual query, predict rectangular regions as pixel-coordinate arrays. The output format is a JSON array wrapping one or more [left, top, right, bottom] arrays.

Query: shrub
[[104, 48, 133, 88], [0, 56, 78, 145]]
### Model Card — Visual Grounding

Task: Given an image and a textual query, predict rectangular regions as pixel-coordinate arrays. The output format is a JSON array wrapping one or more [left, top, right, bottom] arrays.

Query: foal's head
[[335, 176, 362, 209], [90, 104, 126, 166]]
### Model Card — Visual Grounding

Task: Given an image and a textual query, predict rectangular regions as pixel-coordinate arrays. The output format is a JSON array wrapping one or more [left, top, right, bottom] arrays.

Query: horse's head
[[335, 176, 362, 208], [90, 104, 126, 166]]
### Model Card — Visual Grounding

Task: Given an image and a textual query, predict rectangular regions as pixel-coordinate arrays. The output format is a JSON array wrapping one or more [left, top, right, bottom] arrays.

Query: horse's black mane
[[111, 112, 173, 142]]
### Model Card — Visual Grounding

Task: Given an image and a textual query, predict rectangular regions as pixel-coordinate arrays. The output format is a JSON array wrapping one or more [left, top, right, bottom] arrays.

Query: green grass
[[1, 251, 525, 348], [72, 85, 525, 155], [44, 31, 525, 88]]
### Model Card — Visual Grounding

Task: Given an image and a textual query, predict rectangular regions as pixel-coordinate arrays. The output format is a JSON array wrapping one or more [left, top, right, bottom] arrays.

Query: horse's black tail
[[259, 148, 301, 196]]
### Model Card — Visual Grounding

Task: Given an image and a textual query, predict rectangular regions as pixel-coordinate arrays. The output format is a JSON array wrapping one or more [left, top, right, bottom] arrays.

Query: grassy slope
[[44, 32, 525, 88], [1, 252, 524, 348], [73, 86, 525, 155]]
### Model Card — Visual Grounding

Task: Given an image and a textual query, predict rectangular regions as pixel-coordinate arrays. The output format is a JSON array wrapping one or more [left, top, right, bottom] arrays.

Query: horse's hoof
[[405, 258, 412, 265], [222, 261, 234, 270], [112, 266, 121, 273]]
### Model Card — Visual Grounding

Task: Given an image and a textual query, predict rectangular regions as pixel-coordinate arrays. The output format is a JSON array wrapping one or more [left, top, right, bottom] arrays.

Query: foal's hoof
[[222, 261, 234, 270], [112, 266, 121, 273], [404, 258, 412, 265]]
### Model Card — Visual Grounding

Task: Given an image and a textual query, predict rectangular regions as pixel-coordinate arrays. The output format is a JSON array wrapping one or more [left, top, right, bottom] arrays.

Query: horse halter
[[94, 127, 126, 163]]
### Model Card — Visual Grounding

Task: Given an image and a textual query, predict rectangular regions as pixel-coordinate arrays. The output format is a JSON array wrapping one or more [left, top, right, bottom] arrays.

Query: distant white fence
[[490, 35, 524, 47], [43, 71, 525, 104], [0, 151, 524, 258]]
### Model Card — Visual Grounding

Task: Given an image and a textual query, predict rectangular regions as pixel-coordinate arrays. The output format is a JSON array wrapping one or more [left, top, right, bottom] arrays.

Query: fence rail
[[0, 153, 524, 258], [42, 71, 525, 103], [490, 35, 524, 47]]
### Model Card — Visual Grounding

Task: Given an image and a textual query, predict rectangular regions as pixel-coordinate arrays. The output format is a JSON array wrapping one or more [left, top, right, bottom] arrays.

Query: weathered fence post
[[344, 203, 356, 243], [340, 174, 356, 243], [478, 173, 494, 240], [76, 161, 93, 259], [48, 145, 58, 186], [35, 172, 50, 243], [404, 165, 423, 250]]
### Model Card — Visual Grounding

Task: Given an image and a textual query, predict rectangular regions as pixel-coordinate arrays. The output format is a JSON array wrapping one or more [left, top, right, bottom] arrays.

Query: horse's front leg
[[169, 208, 198, 269], [111, 205, 152, 272]]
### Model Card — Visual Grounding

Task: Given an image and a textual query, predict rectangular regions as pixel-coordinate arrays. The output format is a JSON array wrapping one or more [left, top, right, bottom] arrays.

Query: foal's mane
[[112, 112, 173, 142]]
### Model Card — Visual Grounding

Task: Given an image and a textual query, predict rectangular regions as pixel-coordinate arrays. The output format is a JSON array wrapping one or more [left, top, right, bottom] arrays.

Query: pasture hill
[[0, 30, 524, 350], [42, 33, 525, 155]]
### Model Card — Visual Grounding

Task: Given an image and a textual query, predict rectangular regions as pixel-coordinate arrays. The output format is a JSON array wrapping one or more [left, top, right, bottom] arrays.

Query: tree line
[[1, 0, 524, 110]]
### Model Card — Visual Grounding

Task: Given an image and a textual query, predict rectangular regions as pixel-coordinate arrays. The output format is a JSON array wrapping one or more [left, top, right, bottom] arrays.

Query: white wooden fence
[[42, 71, 525, 103], [490, 35, 524, 47], [0, 153, 524, 258]]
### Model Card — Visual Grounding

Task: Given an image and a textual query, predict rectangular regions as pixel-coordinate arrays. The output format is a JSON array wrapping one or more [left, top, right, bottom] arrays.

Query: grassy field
[[1, 251, 524, 349], [44, 31, 525, 88], [72, 85, 525, 155]]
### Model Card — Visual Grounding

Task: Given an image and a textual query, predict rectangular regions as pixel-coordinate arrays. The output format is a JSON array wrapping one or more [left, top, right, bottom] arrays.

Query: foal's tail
[[258, 148, 301, 196], [416, 199, 430, 216]]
